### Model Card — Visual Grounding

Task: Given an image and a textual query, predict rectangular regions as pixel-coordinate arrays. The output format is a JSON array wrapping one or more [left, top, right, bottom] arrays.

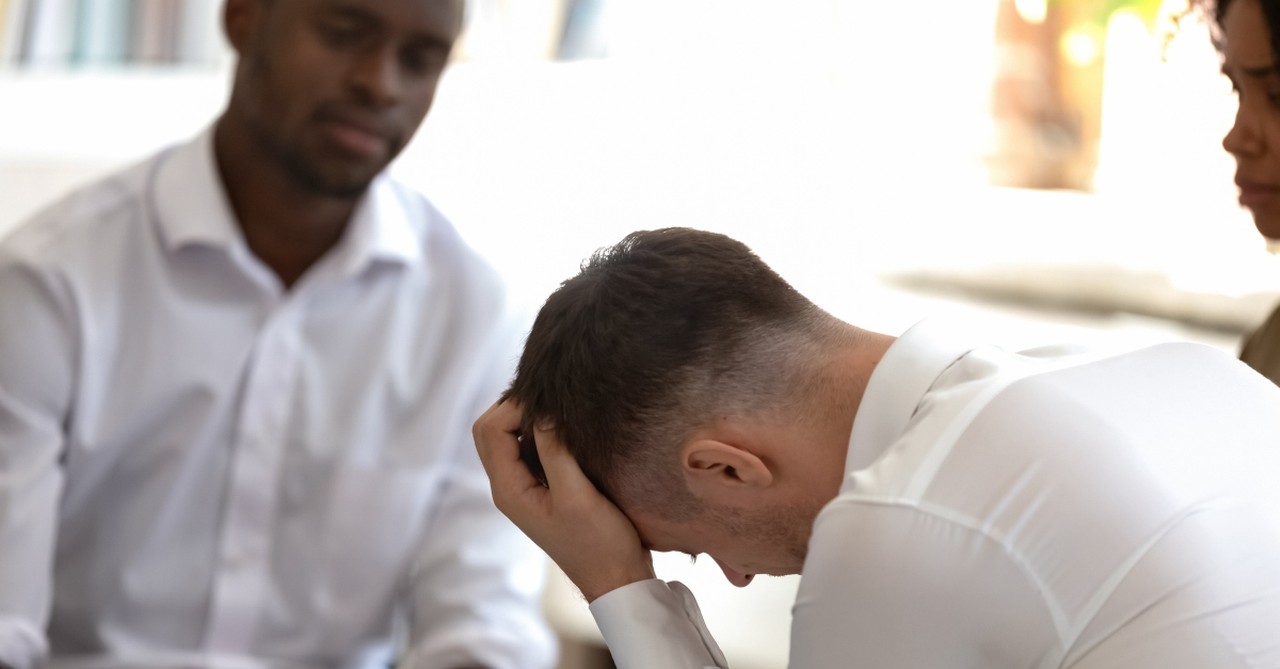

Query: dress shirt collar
[[152, 125, 241, 252], [844, 319, 981, 475], [333, 172, 422, 271], [152, 125, 423, 270]]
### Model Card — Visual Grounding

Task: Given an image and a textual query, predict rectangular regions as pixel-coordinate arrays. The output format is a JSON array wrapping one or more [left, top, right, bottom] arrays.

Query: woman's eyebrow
[[1225, 63, 1280, 78]]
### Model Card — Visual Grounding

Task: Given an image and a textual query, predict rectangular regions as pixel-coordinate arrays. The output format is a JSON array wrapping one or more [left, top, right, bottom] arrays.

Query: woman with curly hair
[[1206, 0, 1280, 384]]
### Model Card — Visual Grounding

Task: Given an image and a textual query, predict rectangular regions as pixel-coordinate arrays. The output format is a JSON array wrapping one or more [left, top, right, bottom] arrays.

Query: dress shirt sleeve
[[588, 580, 728, 669], [788, 500, 1061, 669], [396, 312, 557, 669], [0, 253, 74, 669]]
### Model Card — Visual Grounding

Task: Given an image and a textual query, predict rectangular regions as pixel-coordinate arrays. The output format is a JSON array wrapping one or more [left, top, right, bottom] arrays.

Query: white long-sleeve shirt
[[589, 320, 1280, 669], [0, 128, 556, 669]]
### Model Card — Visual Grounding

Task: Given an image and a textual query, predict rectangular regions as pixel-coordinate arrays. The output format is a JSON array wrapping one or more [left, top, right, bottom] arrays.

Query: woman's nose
[[1224, 104, 1262, 157]]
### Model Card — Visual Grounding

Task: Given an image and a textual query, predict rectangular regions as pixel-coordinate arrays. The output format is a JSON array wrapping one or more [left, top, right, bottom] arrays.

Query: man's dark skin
[[217, 3, 492, 667], [216, 0, 460, 288], [0, 2, 500, 668]]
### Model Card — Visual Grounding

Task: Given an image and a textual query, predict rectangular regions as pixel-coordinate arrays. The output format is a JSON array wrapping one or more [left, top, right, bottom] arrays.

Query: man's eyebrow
[[318, 1, 456, 49], [321, 3, 380, 25]]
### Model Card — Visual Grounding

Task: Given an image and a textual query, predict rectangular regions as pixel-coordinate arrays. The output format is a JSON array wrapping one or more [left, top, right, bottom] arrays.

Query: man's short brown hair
[[506, 227, 838, 518]]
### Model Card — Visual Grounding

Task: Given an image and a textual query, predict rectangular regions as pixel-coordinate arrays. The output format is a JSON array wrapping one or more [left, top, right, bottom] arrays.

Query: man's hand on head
[[473, 400, 656, 602]]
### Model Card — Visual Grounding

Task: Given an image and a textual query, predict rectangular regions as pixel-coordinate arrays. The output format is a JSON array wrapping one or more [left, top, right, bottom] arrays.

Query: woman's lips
[[1237, 179, 1280, 208]]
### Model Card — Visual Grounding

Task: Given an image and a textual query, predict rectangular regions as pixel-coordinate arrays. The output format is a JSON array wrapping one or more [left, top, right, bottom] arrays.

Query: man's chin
[[316, 177, 376, 200], [293, 167, 379, 199], [760, 568, 802, 578], [278, 148, 386, 199]]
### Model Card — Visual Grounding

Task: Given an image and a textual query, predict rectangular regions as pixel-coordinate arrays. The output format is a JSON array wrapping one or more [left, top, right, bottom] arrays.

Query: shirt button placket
[[204, 303, 301, 654]]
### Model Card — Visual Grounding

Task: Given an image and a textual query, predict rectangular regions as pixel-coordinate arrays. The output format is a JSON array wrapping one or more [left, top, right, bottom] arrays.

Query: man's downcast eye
[[314, 12, 377, 48], [318, 24, 364, 48], [399, 46, 446, 75]]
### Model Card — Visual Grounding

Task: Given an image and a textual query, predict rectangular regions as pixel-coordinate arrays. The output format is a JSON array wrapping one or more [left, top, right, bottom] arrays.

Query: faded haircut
[[505, 227, 842, 520]]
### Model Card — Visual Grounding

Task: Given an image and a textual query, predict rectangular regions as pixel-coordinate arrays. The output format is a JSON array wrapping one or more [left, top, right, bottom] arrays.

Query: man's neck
[[213, 118, 362, 290], [825, 329, 897, 472]]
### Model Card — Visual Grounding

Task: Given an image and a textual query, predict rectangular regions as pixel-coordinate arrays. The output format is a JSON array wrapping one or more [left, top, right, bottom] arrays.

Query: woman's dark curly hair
[[1186, 0, 1280, 62]]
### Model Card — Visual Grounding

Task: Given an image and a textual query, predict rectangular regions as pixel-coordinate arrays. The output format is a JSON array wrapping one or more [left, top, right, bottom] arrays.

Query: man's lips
[[317, 112, 395, 158], [1236, 178, 1280, 208]]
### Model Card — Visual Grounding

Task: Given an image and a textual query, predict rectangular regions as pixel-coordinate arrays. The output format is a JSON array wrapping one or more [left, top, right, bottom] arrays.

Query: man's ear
[[681, 439, 773, 499], [223, 0, 260, 53]]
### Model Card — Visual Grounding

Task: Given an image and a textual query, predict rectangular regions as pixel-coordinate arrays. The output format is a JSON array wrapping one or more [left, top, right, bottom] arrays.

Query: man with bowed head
[[475, 227, 1280, 668], [0, 0, 554, 668]]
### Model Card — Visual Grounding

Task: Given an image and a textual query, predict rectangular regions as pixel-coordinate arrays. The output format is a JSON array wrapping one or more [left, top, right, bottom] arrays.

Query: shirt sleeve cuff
[[588, 579, 728, 669], [0, 616, 48, 669]]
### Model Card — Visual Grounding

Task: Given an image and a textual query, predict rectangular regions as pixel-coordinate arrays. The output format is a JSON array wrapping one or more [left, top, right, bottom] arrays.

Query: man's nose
[[349, 47, 402, 107], [712, 557, 755, 588]]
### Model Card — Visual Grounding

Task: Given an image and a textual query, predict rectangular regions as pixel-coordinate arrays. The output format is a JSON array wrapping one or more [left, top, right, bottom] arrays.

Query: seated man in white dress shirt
[[474, 227, 1280, 669], [0, 1, 554, 668]]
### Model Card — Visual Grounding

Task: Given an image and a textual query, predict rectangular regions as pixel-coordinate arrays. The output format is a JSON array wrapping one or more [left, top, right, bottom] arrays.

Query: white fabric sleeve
[[397, 309, 557, 669], [0, 617, 48, 669], [395, 458, 557, 669], [589, 580, 729, 669], [0, 253, 71, 669]]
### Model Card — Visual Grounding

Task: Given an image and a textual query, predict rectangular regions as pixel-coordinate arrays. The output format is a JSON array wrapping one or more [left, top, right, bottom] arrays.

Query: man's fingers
[[530, 424, 597, 492], [473, 398, 522, 443], [473, 399, 544, 505]]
